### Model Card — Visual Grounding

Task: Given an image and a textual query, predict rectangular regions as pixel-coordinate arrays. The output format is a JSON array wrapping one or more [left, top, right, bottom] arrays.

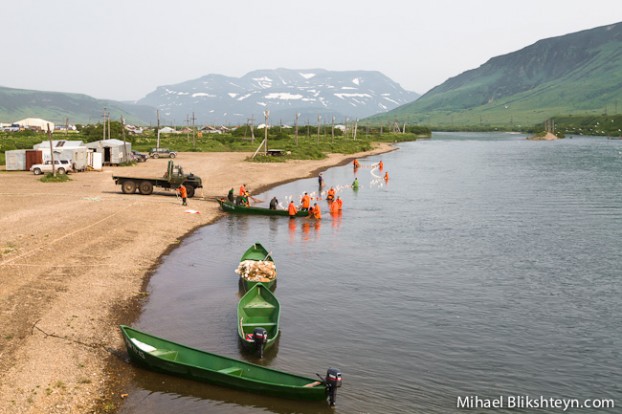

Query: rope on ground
[[32, 319, 107, 351]]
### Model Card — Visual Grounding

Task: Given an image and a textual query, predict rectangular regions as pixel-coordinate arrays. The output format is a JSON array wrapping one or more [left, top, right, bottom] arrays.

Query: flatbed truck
[[112, 160, 203, 197]]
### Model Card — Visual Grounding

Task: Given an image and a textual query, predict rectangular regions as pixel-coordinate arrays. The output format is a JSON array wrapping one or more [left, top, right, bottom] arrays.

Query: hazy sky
[[2, 0, 621, 101]]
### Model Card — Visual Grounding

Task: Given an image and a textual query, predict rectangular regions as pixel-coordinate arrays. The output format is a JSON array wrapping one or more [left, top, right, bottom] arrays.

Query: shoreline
[[0, 143, 396, 414]]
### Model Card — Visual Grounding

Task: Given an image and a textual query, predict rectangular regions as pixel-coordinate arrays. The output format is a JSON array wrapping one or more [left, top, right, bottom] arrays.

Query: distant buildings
[[14, 118, 55, 132]]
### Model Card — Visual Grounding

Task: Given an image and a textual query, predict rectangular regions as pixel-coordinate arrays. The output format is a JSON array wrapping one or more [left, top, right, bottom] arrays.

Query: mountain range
[[137, 68, 419, 125], [369, 22, 622, 127], [0, 86, 156, 126], [0, 69, 419, 126]]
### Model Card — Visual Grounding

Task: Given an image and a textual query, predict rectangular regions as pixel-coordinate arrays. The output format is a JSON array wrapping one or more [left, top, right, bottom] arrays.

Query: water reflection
[[330, 210, 342, 231], [122, 366, 334, 414], [236, 334, 281, 364]]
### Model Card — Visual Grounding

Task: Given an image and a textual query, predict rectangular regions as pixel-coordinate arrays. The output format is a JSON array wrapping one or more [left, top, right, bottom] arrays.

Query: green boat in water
[[236, 243, 277, 292], [119, 325, 342, 404], [217, 198, 309, 217], [237, 283, 280, 358]]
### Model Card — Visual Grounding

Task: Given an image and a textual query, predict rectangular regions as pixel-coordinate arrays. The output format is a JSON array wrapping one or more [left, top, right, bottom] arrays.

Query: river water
[[118, 132, 622, 413]]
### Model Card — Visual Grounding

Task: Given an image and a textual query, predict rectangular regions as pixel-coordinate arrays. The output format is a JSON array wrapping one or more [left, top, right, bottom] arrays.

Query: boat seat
[[218, 366, 244, 376], [245, 303, 275, 309], [242, 322, 277, 327], [150, 349, 178, 360]]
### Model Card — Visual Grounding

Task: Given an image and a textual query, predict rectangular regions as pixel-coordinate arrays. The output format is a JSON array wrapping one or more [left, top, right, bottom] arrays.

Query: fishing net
[[235, 260, 277, 282]]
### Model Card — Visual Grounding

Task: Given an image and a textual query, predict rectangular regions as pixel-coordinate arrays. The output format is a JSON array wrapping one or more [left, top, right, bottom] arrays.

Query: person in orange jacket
[[326, 187, 336, 202], [300, 192, 311, 211], [378, 160, 384, 170], [177, 184, 188, 206], [239, 183, 247, 196], [335, 195, 343, 210], [288, 200, 298, 218], [312, 202, 321, 219], [384, 171, 389, 181]]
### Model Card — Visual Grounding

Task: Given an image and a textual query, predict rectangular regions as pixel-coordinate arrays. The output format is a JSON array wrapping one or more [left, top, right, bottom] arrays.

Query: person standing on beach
[[177, 184, 188, 206]]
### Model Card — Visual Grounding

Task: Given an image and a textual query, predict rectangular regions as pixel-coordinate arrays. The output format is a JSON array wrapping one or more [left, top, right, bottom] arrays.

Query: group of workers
[[227, 183, 253, 207], [287, 195, 342, 219], [225, 158, 387, 218]]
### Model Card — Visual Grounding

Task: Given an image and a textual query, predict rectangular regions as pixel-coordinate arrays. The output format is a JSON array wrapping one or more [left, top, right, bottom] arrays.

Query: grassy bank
[[0, 125, 431, 165]]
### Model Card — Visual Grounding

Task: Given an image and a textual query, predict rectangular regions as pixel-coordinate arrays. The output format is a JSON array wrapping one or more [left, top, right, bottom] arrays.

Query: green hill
[[368, 22, 622, 129], [0, 86, 156, 125]]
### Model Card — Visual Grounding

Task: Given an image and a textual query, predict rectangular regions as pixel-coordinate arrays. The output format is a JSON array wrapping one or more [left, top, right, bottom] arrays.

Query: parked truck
[[112, 160, 203, 197]]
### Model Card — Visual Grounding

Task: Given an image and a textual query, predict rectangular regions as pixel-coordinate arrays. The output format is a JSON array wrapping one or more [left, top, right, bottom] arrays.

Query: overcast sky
[[2, 0, 621, 101]]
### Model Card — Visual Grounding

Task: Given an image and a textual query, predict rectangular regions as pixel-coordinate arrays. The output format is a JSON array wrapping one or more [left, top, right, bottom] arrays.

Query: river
[[118, 132, 622, 413]]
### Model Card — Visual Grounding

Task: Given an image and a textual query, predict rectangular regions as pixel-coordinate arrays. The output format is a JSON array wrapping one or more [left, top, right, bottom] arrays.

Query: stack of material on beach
[[235, 260, 277, 282]]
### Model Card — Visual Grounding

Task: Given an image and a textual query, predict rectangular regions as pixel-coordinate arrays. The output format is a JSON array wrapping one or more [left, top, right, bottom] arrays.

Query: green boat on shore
[[237, 283, 280, 357], [119, 325, 341, 403], [236, 243, 277, 291], [217, 198, 309, 217]]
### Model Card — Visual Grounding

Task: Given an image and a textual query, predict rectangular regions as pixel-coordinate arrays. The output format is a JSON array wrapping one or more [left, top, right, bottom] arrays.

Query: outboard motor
[[325, 368, 342, 407], [252, 327, 268, 358]]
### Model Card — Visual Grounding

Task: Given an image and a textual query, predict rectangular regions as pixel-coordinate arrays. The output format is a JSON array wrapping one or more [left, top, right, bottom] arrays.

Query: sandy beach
[[0, 144, 392, 414]]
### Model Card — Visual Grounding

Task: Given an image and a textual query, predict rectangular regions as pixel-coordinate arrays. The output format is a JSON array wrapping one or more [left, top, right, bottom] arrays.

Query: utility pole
[[353, 118, 358, 141], [107, 111, 111, 140], [317, 115, 321, 143], [121, 116, 128, 163], [47, 123, 56, 177], [186, 114, 190, 142], [191, 111, 196, 149], [331, 115, 335, 143], [156, 109, 161, 150], [294, 112, 299, 145], [102, 108, 107, 141], [250, 115, 256, 143], [264, 110, 269, 155], [65, 117, 69, 137]]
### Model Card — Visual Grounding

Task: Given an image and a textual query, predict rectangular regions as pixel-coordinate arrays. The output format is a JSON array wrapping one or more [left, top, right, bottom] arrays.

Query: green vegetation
[[368, 22, 622, 129], [0, 124, 430, 166], [40, 173, 71, 182]]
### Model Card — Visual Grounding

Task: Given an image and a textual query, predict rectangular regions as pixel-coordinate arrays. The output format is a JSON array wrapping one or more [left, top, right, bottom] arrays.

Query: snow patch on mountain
[[265, 92, 304, 100]]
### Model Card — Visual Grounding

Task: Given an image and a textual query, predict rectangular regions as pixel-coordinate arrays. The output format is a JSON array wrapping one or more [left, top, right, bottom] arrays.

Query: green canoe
[[237, 283, 280, 358], [119, 325, 334, 402], [217, 198, 309, 217], [237, 243, 277, 292]]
